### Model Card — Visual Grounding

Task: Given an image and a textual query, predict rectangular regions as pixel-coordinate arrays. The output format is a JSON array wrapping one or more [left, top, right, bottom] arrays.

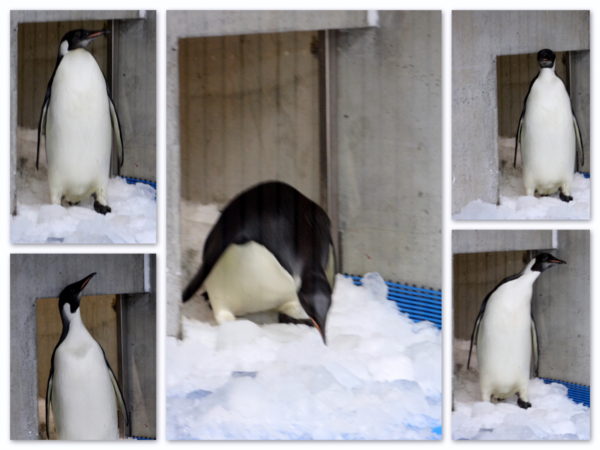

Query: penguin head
[[537, 49, 556, 69], [299, 273, 332, 344], [59, 29, 109, 56], [531, 253, 566, 272], [58, 272, 96, 318]]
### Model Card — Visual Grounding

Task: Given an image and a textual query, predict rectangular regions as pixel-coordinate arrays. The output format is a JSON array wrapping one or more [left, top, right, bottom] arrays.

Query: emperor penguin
[[46, 273, 128, 440], [37, 29, 124, 215], [467, 253, 566, 409], [182, 181, 336, 343], [514, 49, 584, 202]]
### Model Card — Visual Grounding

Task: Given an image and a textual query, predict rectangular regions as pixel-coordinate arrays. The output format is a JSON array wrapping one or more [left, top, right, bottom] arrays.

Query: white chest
[[52, 318, 118, 440], [204, 241, 300, 316]]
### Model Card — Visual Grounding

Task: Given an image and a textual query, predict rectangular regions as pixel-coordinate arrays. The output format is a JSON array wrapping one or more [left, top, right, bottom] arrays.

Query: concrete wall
[[533, 231, 589, 385], [335, 11, 441, 286], [452, 11, 589, 213], [10, 254, 155, 440], [453, 230, 555, 254], [453, 230, 590, 386], [10, 10, 156, 214]]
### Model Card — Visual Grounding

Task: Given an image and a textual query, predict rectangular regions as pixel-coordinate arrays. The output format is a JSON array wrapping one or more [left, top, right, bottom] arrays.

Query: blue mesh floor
[[542, 378, 590, 407], [345, 275, 442, 329]]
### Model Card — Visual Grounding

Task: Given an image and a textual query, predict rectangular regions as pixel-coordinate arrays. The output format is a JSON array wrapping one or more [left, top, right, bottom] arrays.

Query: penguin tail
[[182, 266, 208, 302]]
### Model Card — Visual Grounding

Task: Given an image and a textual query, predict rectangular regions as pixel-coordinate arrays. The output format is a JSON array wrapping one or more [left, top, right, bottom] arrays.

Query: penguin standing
[[467, 253, 566, 408], [37, 29, 124, 214], [182, 181, 336, 343], [514, 49, 584, 202], [46, 273, 128, 440]]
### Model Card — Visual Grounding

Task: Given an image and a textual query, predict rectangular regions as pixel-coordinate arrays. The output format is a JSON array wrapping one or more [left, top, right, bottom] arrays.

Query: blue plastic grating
[[121, 176, 157, 189], [542, 378, 590, 407], [345, 274, 442, 329]]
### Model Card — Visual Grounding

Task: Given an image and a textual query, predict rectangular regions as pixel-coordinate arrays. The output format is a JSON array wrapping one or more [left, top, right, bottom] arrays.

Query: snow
[[11, 128, 156, 244], [453, 339, 590, 440], [454, 137, 590, 220], [167, 273, 442, 440]]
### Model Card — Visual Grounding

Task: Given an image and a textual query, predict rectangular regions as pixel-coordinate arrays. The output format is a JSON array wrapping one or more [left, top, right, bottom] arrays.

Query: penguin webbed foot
[[278, 313, 314, 327], [93, 200, 112, 215], [517, 397, 532, 409], [559, 191, 573, 203]]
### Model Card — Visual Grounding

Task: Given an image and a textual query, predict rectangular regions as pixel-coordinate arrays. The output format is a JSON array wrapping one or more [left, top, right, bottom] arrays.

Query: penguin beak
[[77, 272, 97, 292], [311, 318, 327, 345], [87, 30, 109, 40], [549, 257, 566, 265]]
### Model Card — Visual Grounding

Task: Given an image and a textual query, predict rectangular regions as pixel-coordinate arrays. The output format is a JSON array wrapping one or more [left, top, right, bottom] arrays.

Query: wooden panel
[[453, 251, 529, 340], [18, 20, 109, 130], [36, 295, 119, 438], [179, 31, 322, 206], [497, 51, 568, 137]]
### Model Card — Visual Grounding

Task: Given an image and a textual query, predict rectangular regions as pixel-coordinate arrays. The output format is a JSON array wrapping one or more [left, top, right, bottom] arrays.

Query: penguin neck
[[61, 306, 92, 343], [539, 66, 556, 79], [521, 259, 542, 284]]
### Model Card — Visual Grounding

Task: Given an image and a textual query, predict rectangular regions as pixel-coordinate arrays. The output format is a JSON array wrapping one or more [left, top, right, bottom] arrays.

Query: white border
[[2, 1, 596, 447]]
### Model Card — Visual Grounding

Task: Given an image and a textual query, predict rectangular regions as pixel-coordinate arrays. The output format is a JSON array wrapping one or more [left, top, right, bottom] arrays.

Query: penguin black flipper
[[107, 88, 125, 175], [531, 315, 540, 377], [514, 73, 540, 168], [102, 350, 130, 435], [45, 368, 54, 439], [572, 113, 584, 170], [36, 87, 51, 171], [467, 272, 522, 369]]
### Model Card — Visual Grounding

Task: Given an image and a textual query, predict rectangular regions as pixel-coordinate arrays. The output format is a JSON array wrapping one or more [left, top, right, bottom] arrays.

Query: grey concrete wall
[[11, 254, 152, 440], [113, 11, 157, 180], [533, 231, 589, 385], [452, 11, 589, 213], [571, 50, 590, 173], [167, 10, 376, 337], [167, 10, 372, 39], [453, 230, 555, 254], [335, 11, 441, 287]]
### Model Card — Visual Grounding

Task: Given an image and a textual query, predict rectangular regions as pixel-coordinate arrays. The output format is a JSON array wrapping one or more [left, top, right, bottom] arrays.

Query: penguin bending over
[[467, 253, 566, 409], [514, 49, 584, 202], [182, 181, 336, 343], [46, 273, 128, 440], [37, 29, 124, 215]]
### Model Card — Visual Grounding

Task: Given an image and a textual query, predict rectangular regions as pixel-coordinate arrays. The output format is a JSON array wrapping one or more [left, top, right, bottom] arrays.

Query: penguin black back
[[183, 181, 334, 302]]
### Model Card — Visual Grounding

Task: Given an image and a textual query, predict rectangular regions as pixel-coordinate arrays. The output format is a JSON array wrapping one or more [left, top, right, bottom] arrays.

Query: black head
[[531, 253, 566, 272], [59, 29, 109, 55], [299, 273, 332, 344], [537, 49, 556, 69], [58, 272, 96, 315]]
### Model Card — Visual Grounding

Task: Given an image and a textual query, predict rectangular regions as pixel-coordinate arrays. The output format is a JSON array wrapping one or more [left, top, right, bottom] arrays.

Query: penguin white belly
[[477, 281, 532, 400], [204, 241, 305, 322], [46, 49, 112, 204], [522, 74, 575, 195], [52, 327, 118, 440]]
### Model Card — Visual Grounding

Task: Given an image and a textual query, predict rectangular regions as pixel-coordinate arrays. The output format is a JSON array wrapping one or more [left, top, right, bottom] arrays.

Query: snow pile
[[11, 128, 156, 244], [453, 339, 589, 440], [454, 137, 590, 220], [167, 273, 442, 440]]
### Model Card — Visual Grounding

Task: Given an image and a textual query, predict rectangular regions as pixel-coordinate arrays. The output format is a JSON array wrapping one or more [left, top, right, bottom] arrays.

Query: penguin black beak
[[77, 272, 97, 292], [311, 318, 327, 345]]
